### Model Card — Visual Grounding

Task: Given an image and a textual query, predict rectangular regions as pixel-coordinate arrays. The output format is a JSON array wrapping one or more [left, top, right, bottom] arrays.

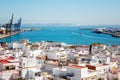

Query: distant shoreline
[[93, 28, 120, 38]]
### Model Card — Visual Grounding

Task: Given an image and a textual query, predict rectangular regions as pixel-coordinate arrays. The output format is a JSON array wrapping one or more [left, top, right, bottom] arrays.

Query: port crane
[[1, 14, 22, 35], [14, 18, 22, 31]]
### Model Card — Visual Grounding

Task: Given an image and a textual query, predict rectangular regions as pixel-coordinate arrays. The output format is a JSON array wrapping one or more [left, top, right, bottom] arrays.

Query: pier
[[23, 28, 43, 31], [80, 28, 94, 30], [0, 31, 23, 39], [0, 14, 22, 39], [93, 28, 120, 38], [0, 28, 43, 39]]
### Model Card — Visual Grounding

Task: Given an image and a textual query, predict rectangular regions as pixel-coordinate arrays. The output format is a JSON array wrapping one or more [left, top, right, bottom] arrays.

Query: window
[[20, 62, 21, 65], [5, 66, 9, 70], [10, 65, 15, 70], [5, 65, 15, 70], [23, 63, 25, 67], [19, 71, 21, 75]]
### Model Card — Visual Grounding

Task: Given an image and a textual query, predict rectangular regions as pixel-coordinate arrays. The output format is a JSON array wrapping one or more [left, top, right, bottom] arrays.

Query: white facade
[[8, 42, 27, 50], [46, 51, 68, 60], [20, 67, 40, 79], [19, 57, 41, 78], [12, 50, 23, 58], [0, 70, 15, 80], [24, 50, 42, 57], [66, 66, 88, 80], [20, 57, 36, 68], [53, 68, 67, 76]]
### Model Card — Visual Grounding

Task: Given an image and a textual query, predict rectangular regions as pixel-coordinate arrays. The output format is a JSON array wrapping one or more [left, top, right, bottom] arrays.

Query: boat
[[112, 34, 120, 38], [93, 28, 104, 33], [30, 28, 35, 31], [80, 33, 83, 35], [70, 32, 73, 34]]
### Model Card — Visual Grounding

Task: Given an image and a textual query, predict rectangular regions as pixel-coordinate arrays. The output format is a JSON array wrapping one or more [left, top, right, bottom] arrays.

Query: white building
[[66, 65, 88, 80], [46, 51, 68, 60], [19, 57, 41, 79], [53, 64, 88, 80], [8, 42, 27, 50]]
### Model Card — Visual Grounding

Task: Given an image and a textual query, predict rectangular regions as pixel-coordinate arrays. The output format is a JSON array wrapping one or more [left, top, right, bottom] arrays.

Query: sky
[[0, 0, 120, 25]]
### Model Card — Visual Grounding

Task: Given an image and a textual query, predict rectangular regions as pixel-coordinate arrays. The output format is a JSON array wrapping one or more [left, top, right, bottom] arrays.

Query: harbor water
[[0, 25, 120, 45]]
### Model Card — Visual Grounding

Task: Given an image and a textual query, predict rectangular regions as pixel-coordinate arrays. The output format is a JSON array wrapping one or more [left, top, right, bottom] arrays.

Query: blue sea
[[0, 25, 120, 45]]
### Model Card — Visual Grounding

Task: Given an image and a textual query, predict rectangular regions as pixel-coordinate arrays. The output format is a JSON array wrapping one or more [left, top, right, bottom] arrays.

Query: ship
[[93, 28, 104, 33], [112, 34, 120, 37], [30, 28, 34, 31], [80, 33, 83, 35]]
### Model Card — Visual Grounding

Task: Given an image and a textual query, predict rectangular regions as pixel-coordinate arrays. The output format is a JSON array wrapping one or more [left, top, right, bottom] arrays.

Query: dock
[[23, 28, 43, 31], [0, 14, 22, 39], [0, 31, 23, 39], [93, 28, 120, 38], [0, 28, 43, 39], [80, 28, 94, 30]]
